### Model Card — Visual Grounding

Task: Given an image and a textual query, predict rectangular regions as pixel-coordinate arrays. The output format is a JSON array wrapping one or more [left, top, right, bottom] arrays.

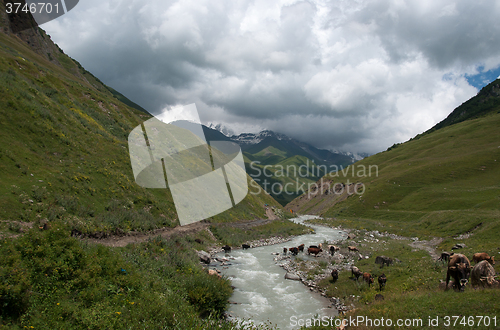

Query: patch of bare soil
[[0, 220, 34, 239], [85, 221, 210, 248], [266, 207, 278, 220], [409, 237, 444, 260]]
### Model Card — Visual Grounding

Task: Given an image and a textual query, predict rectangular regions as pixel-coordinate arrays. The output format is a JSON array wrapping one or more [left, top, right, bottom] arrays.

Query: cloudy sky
[[43, 0, 500, 154]]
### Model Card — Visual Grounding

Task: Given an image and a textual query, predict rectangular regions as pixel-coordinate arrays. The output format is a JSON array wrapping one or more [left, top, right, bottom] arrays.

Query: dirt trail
[[409, 237, 444, 260], [85, 221, 210, 248]]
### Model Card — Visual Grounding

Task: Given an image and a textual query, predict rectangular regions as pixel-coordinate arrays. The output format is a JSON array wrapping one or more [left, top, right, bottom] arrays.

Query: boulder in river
[[284, 272, 301, 281], [197, 250, 211, 264]]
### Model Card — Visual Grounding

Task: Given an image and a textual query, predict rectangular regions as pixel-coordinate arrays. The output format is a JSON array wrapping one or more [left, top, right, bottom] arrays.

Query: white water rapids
[[215, 215, 347, 329]]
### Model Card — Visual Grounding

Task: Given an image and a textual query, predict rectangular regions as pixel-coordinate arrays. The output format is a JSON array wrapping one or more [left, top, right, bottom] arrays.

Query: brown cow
[[446, 254, 471, 291], [298, 244, 305, 252], [351, 266, 362, 280], [283, 247, 288, 255], [363, 272, 374, 286], [471, 260, 497, 288], [472, 253, 495, 265], [290, 247, 299, 255], [348, 246, 359, 252], [308, 247, 322, 256]]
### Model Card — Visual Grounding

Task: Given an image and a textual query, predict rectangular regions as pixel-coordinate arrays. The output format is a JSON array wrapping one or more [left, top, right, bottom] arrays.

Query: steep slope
[[0, 8, 282, 239], [288, 97, 500, 246], [423, 78, 500, 134]]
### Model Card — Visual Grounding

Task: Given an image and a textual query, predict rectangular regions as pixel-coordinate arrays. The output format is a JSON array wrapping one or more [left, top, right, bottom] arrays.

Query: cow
[[348, 246, 359, 252], [437, 252, 454, 262], [378, 273, 387, 291], [446, 253, 471, 291], [351, 266, 362, 280], [472, 252, 495, 265], [329, 245, 340, 256], [331, 269, 339, 283], [290, 247, 299, 256], [375, 256, 393, 268], [309, 245, 318, 249], [471, 260, 498, 288], [242, 244, 250, 250], [222, 245, 231, 253], [283, 247, 288, 255], [363, 272, 374, 286], [308, 247, 322, 256], [298, 244, 305, 252]]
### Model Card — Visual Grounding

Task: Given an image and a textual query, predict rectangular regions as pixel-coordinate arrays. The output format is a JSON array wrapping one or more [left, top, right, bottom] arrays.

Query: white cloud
[[42, 0, 500, 154]]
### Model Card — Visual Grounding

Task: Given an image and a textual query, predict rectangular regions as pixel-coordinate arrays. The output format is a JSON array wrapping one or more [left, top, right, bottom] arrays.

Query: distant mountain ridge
[[202, 125, 358, 205]]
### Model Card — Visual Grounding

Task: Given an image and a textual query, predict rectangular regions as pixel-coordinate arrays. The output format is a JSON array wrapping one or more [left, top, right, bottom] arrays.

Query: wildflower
[[116, 312, 121, 315], [57, 303, 60, 305]]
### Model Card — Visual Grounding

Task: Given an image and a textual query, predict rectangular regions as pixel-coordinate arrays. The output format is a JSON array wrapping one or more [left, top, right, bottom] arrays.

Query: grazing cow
[[331, 269, 339, 283], [378, 273, 387, 291], [363, 272, 374, 286], [471, 260, 497, 288], [329, 245, 340, 256], [290, 247, 299, 256], [242, 244, 250, 250], [472, 252, 495, 265], [348, 246, 359, 252], [307, 247, 322, 256], [375, 256, 393, 267], [446, 254, 471, 291], [222, 245, 231, 253], [351, 266, 362, 280], [298, 244, 305, 252], [438, 252, 454, 262], [283, 247, 288, 255]]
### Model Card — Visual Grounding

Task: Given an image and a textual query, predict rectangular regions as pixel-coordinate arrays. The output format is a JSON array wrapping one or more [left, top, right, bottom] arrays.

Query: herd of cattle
[[220, 242, 498, 292], [439, 252, 497, 291]]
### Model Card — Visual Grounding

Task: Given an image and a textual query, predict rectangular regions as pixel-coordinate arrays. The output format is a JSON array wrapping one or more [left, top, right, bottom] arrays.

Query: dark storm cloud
[[43, 0, 499, 153], [353, 0, 500, 69]]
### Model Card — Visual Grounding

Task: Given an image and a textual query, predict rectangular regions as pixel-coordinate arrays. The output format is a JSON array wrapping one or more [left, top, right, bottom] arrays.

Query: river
[[215, 215, 347, 329]]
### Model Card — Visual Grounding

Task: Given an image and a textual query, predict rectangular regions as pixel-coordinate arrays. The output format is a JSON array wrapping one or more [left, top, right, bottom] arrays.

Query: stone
[[197, 250, 211, 264], [284, 272, 301, 281]]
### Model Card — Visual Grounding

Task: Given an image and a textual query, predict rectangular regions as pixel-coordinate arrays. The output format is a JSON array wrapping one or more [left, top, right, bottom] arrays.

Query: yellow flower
[[116, 312, 121, 315], [130, 302, 135, 305], [57, 303, 60, 305]]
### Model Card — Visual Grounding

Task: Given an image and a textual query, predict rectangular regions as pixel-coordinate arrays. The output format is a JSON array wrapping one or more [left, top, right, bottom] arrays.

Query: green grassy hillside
[[288, 81, 500, 329], [291, 107, 500, 245], [0, 6, 305, 328], [0, 22, 285, 238]]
